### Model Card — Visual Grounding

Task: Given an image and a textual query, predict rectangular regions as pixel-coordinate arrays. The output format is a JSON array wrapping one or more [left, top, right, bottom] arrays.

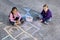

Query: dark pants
[[20, 18, 24, 24], [9, 20, 15, 25], [42, 17, 51, 23], [9, 18, 24, 25]]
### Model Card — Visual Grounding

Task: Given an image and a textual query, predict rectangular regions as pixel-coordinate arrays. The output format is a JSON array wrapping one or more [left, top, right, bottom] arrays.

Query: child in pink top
[[9, 7, 24, 26]]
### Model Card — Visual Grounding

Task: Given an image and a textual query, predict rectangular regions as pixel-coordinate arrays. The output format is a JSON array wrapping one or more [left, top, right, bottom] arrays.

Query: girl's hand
[[40, 19, 43, 23], [40, 19, 43, 22], [16, 20, 21, 25]]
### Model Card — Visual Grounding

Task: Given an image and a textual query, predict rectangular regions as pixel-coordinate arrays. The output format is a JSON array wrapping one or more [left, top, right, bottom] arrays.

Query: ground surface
[[0, 0, 60, 40]]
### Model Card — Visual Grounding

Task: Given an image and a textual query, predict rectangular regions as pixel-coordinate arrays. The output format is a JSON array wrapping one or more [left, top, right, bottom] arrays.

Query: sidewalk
[[0, 0, 60, 40]]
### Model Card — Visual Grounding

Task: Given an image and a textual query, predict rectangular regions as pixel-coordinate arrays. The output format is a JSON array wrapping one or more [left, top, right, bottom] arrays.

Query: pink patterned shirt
[[9, 12, 21, 22]]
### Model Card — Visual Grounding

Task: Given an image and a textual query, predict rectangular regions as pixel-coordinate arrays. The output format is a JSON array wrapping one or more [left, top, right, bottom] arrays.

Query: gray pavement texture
[[0, 0, 60, 40]]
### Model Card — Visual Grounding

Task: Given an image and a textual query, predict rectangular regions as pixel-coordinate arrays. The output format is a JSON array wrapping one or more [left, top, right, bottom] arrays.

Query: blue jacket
[[41, 9, 52, 20]]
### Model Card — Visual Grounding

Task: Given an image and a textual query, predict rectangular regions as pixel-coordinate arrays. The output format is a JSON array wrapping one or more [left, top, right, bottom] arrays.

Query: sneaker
[[43, 21, 49, 25]]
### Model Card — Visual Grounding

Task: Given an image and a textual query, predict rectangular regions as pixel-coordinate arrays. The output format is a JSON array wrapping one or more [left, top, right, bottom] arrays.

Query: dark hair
[[43, 4, 48, 8], [11, 7, 18, 18]]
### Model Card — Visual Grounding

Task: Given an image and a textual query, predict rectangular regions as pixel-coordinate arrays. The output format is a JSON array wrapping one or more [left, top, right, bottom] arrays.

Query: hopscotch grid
[[3, 22, 39, 40], [15, 27, 32, 38], [29, 22, 44, 38], [15, 32, 24, 38], [29, 23, 40, 33], [4, 26, 37, 40], [17, 26, 36, 39], [4, 26, 17, 40], [17, 26, 37, 40]]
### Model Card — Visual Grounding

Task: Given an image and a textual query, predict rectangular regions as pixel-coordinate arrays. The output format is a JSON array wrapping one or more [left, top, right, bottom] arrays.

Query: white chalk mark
[[18, 25, 37, 40], [2, 35, 9, 40], [4, 26, 17, 40]]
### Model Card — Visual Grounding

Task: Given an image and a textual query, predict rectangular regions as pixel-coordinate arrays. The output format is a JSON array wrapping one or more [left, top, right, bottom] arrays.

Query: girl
[[40, 4, 52, 24], [9, 7, 24, 26]]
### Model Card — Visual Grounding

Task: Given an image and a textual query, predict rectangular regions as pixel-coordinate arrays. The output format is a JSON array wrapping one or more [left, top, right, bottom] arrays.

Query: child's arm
[[17, 12, 22, 21], [40, 10, 44, 20], [44, 10, 52, 20], [9, 13, 16, 22], [41, 10, 44, 17]]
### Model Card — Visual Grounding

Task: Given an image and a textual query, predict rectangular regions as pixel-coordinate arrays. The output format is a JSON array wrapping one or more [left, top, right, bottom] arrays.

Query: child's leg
[[9, 20, 15, 25], [48, 18, 52, 22], [46, 18, 52, 22], [42, 18, 52, 24], [40, 18, 48, 24], [20, 18, 24, 24]]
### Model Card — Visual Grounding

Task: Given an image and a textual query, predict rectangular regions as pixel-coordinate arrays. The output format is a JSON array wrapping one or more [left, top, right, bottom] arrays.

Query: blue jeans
[[42, 18, 52, 23]]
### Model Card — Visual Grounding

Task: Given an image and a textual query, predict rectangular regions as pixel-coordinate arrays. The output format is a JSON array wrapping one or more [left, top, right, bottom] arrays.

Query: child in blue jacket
[[40, 4, 52, 24]]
